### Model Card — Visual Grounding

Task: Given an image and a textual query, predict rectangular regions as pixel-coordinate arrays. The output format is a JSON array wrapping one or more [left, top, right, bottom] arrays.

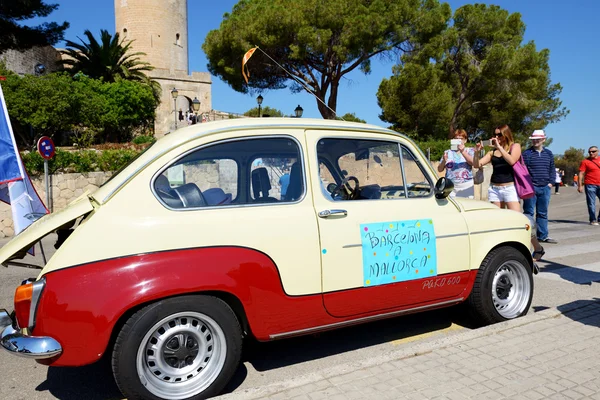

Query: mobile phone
[[450, 139, 462, 151], [481, 139, 492, 147]]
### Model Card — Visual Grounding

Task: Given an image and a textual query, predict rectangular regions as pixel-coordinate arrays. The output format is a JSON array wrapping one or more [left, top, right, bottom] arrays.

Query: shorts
[[488, 183, 519, 203], [450, 180, 474, 199]]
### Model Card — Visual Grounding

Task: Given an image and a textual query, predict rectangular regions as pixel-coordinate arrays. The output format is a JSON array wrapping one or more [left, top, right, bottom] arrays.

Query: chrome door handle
[[318, 209, 348, 218]]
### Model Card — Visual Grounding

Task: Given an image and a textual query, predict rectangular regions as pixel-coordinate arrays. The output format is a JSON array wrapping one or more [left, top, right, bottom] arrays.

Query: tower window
[[176, 33, 180, 45]]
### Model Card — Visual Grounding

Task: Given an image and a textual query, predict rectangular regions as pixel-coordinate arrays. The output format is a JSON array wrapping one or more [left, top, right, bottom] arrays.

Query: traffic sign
[[37, 136, 55, 160]]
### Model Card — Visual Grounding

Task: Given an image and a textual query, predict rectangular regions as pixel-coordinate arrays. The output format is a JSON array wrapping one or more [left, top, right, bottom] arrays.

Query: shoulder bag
[[511, 145, 534, 199]]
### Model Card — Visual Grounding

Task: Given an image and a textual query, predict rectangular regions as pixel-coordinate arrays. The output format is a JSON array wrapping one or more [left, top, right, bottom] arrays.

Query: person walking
[[554, 168, 563, 194], [522, 130, 557, 244], [578, 146, 600, 225], [473, 125, 521, 211], [438, 129, 475, 198]]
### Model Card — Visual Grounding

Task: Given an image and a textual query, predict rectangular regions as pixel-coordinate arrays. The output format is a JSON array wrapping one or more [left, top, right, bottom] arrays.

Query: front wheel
[[467, 246, 533, 325], [112, 295, 242, 400]]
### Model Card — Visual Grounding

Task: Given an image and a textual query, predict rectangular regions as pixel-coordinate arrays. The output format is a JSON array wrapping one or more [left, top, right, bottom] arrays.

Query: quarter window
[[154, 137, 303, 208]]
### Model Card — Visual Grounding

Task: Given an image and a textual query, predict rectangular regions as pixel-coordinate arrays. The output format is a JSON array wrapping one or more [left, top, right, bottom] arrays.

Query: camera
[[480, 139, 492, 147], [450, 139, 462, 151]]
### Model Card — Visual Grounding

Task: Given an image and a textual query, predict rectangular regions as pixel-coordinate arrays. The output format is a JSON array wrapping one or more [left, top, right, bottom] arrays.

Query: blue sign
[[37, 136, 55, 160], [360, 219, 437, 287]]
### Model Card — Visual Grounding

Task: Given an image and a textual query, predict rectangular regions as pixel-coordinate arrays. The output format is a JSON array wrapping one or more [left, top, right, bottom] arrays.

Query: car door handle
[[318, 209, 348, 218]]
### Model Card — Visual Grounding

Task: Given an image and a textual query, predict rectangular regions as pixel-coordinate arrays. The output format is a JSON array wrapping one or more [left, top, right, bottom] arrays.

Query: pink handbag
[[511, 145, 534, 199]]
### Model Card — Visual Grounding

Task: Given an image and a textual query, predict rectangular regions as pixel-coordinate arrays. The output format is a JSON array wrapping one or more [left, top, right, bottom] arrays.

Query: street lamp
[[171, 88, 179, 129], [294, 104, 304, 118], [256, 94, 263, 118], [192, 97, 201, 123]]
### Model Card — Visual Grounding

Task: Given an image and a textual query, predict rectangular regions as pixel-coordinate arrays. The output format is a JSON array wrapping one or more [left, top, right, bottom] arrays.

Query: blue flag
[[0, 84, 48, 242]]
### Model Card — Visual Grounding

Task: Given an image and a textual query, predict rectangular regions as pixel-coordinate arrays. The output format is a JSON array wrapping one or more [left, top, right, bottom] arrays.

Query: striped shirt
[[522, 147, 555, 187]]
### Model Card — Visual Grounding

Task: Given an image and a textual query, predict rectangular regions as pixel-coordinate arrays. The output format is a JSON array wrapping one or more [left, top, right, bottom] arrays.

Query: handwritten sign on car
[[360, 219, 437, 287]]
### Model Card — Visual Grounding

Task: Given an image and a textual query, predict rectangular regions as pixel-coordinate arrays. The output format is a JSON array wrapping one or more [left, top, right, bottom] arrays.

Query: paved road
[[1, 185, 599, 400]]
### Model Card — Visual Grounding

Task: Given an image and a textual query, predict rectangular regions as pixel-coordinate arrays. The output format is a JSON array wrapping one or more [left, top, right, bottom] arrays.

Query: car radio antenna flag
[[0, 84, 48, 242]]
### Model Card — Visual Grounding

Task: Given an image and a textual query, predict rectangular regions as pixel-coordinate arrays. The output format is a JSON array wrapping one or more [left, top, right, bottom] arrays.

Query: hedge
[[22, 148, 140, 176]]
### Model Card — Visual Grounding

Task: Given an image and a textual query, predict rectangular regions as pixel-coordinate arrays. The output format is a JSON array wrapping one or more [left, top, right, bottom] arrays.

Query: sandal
[[532, 246, 545, 261]]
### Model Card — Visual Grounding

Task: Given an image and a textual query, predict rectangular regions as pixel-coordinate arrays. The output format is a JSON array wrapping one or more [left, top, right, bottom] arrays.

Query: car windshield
[[99, 142, 156, 188]]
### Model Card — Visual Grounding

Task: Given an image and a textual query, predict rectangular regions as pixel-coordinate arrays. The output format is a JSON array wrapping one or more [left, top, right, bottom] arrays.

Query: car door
[[305, 130, 471, 318]]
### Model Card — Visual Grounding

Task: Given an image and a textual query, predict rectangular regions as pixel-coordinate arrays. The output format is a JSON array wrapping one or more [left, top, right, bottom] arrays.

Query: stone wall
[[0, 172, 112, 238], [0, 46, 62, 76]]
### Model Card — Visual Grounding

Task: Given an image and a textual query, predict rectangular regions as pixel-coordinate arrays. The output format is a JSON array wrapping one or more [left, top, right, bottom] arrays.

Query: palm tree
[[60, 29, 154, 84]]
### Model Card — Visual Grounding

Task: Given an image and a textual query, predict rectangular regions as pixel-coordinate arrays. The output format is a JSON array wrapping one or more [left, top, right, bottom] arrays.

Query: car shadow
[[556, 298, 600, 328], [36, 306, 478, 398], [538, 259, 600, 285], [225, 305, 477, 382], [37, 357, 123, 399]]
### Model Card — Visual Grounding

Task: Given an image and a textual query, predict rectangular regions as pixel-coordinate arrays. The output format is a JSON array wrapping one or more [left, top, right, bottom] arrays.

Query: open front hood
[[0, 194, 95, 266]]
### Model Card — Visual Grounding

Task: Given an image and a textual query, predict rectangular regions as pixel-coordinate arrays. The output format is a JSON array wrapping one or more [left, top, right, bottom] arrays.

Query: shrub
[[21, 147, 142, 176], [132, 135, 156, 145]]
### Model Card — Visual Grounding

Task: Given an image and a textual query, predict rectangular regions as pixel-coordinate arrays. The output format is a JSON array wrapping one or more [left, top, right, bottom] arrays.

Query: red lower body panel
[[32, 247, 476, 366]]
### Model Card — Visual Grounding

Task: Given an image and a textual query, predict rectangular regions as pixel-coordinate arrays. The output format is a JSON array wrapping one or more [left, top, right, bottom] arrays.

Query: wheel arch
[[105, 290, 251, 362]]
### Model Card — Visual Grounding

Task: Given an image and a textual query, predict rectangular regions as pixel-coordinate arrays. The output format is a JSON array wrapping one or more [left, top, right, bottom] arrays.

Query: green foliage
[[22, 148, 140, 176], [243, 106, 284, 117], [0, 65, 158, 147], [61, 30, 154, 84], [336, 113, 366, 123], [0, 0, 69, 53], [203, 0, 450, 119], [132, 135, 156, 145], [377, 4, 569, 141], [555, 147, 585, 185]]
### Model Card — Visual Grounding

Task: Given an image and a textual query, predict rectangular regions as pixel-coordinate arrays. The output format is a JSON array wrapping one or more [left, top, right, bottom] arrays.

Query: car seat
[[284, 162, 303, 201], [251, 167, 278, 203]]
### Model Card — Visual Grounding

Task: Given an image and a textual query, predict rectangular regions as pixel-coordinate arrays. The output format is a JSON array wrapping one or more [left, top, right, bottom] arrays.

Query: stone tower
[[115, 0, 212, 136]]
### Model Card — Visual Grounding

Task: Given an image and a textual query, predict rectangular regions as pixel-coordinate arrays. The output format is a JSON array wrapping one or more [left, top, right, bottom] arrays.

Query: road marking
[[391, 323, 464, 345]]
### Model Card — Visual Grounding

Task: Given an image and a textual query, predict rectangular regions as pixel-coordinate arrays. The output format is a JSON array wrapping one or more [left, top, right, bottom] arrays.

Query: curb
[[215, 303, 587, 400]]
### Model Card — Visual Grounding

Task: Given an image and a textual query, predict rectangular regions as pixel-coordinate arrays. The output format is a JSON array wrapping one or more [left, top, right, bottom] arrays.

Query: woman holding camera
[[473, 124, 522, 211], [438, 129, 475, 198]]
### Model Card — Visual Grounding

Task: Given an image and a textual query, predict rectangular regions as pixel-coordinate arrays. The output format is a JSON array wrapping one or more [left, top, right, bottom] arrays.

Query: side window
[[401, 146, 433, 197], [316, 138, 405, 201], [154, 137, 302, 208]]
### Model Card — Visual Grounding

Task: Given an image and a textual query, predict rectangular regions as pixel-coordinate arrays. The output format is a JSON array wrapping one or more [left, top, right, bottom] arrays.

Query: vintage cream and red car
[[0, 119, 534, 400]]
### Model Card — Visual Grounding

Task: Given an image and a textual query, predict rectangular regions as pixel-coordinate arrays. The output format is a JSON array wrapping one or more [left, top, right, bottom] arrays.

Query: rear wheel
[[468, 246, 533, 325], [112, 295, 242, 400]]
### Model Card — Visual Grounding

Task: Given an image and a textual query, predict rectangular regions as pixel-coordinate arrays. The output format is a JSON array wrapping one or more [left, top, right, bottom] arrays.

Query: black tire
[[467, 246, 533, 326], [112, 295, 242, 400]]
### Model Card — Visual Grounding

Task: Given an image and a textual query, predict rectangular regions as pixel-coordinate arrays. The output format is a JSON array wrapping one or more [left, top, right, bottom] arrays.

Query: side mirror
[[434, 177, 454, 199]]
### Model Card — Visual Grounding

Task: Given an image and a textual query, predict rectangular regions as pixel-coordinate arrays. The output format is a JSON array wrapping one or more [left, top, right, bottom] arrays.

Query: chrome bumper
[[0, 309, 62, 359]]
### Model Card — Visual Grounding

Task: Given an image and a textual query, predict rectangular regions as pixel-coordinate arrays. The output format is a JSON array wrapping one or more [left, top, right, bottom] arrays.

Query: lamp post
[[192, 97, 201, 123], [256, 94, 263, 118], [171, 88, 179, 129], [294, 104, 304, 118]]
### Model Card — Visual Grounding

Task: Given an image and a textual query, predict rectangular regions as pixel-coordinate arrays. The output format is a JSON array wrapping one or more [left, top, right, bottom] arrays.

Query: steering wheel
[[331, 176, 360, 200]]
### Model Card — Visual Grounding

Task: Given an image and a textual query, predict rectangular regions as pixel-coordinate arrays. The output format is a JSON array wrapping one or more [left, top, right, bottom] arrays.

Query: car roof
[[91, 118, 406, 204]]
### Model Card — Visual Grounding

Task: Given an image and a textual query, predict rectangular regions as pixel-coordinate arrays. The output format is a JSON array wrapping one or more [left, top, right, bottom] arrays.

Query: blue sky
[[31, 0, 600, 154]]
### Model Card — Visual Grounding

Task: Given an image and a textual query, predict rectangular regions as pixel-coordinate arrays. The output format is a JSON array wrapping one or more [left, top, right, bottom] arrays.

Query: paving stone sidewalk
[[219, 300, 600, 400]]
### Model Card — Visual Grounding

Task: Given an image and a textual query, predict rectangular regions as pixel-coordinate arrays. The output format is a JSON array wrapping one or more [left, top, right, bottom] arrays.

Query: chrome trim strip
[[102, 122, 402, 203], [437, 233, 470, 239], [471, 227, 527, 235], [28, 278, 45, 328], [269, 298, 463, 339], [342, 244, 362, 249]]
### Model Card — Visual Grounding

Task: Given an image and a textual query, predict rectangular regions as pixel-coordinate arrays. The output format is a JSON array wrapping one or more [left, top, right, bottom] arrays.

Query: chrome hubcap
[[136, 312, 227, 399], [492, 261, 531, 319]]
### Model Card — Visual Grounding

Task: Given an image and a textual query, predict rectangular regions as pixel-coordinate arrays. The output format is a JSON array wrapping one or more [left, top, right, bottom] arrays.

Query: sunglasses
[[591, 150, 598, 153], [492, 133, 503, 138]]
